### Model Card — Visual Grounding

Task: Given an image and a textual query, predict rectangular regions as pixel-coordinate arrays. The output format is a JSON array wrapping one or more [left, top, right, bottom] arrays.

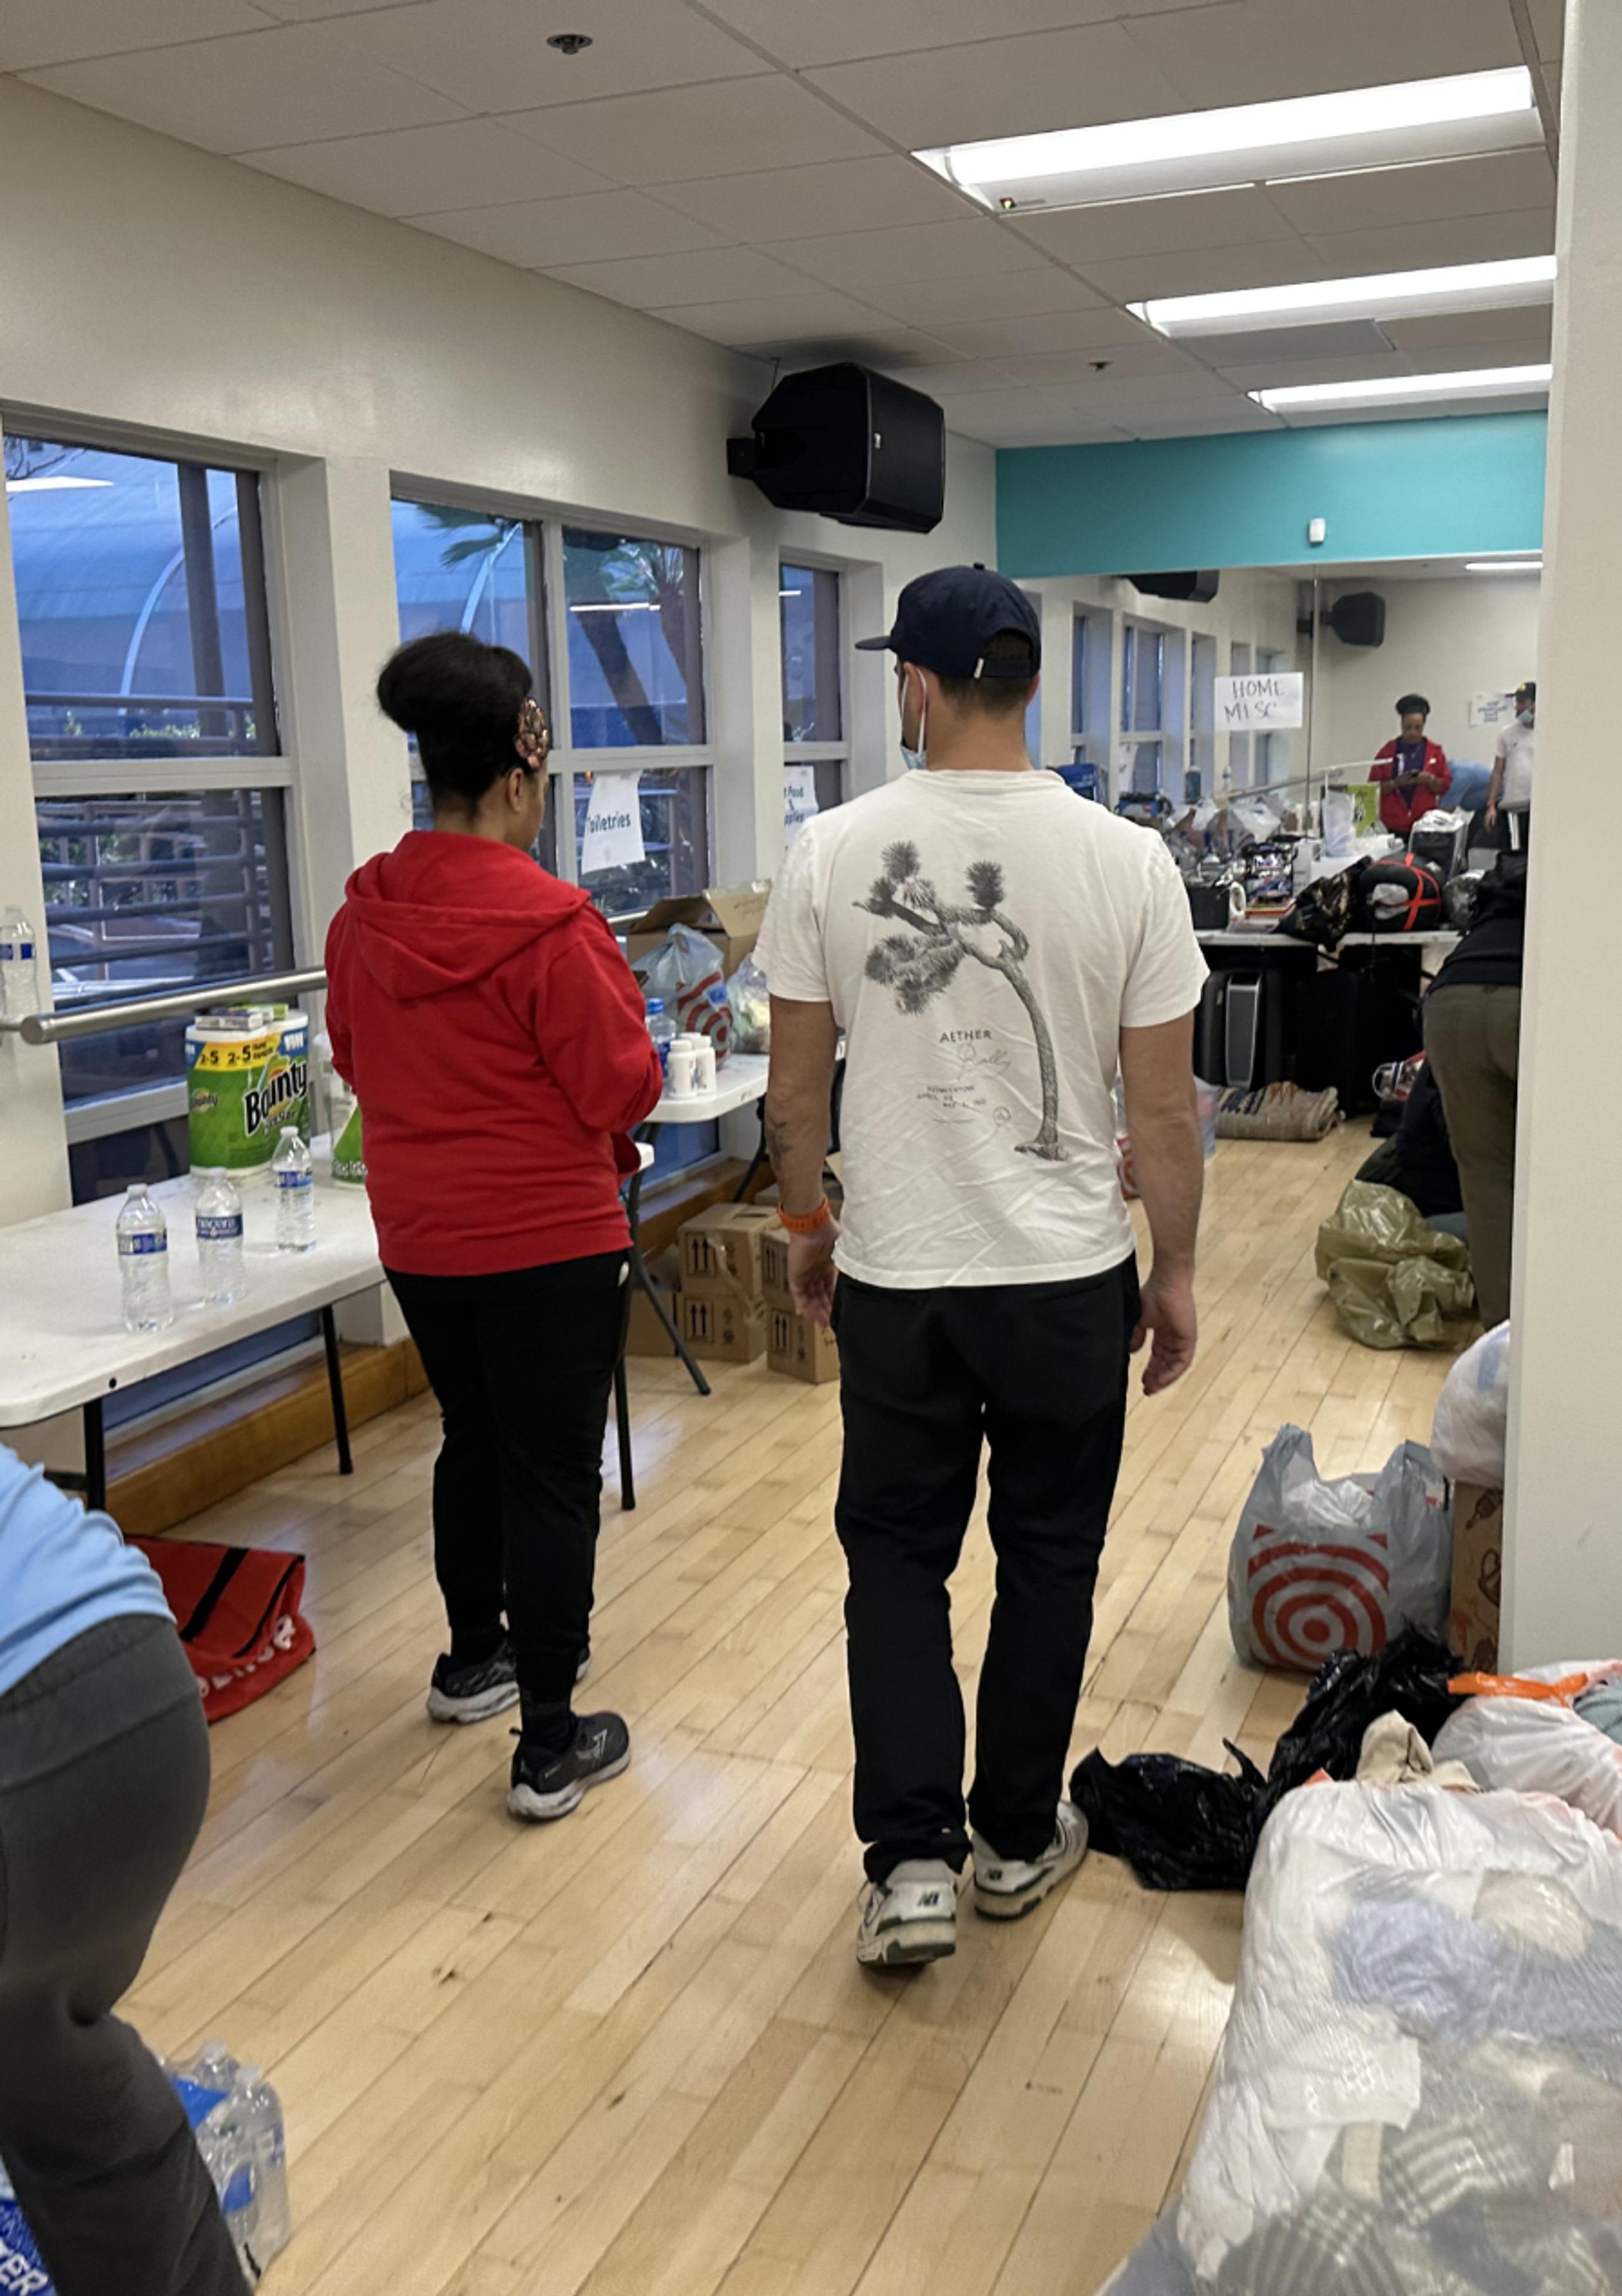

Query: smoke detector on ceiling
[[547, 32, 593, 54]]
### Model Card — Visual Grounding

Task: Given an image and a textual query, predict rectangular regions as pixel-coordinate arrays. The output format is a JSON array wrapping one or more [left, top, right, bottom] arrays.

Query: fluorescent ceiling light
[[1133, 255, 1555, 340], [1250, 362, 1552, 411], [5, 475, 113, 494], [916, 68, 1538, 213], [1467, 558, 1543, 572]]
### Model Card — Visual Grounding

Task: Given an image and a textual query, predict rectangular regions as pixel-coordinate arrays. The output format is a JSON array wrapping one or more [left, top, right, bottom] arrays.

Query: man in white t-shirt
[[1487, 679, 1535, 849], [755, 566, 1208, 1967]]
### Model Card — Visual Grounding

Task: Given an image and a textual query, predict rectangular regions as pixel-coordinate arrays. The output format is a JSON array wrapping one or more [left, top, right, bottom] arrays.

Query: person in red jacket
[[1370, 693, 1451, 837], [324, 632, 663, 1825]]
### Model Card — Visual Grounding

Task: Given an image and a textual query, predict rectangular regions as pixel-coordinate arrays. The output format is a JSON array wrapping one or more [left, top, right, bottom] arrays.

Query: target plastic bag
[[1435, 1660, 1622, 1837], [633, 922, 734, 1059], [1228, 1425, 1450, 1671], [1431, 1319, 1510, 1487], [1097, 1780, 1622, 2295]]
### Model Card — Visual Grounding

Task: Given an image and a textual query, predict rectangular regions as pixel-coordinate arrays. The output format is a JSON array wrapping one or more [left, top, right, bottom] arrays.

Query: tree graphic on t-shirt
[[857, 841, 1066, 1162]]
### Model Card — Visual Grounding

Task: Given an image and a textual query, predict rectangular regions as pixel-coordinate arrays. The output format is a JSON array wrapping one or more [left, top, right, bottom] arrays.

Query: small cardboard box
[[760, 1226, 793, 1307], [767, 1302, 840, 1385], [623, 882, 770, 976], [679, 1202, 777, 1297], [1449, 1481, 1503, 1672], [626, 1286, 679, 1358], [680, 1290, 767, 1364]]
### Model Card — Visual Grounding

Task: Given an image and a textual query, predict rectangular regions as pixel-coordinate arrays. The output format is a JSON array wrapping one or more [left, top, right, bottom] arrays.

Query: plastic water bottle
[[196, 1172, 245, 1306], [116, 1184, 173, 1332], [646, 996, 675, 1075], [237, 2067, 291, 2269], [272, 1126, 316, 1252], [0, 907, 37, 1022], [171, 2044, 263, 2282]]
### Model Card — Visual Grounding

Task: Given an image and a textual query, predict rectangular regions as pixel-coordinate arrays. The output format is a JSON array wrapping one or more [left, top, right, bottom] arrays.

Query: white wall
[[1310, 574, 1540, 779], [0, 77, 995, 1233]]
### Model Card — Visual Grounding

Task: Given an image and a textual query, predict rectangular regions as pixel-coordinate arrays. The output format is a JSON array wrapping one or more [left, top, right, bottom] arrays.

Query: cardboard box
[[623, 882, 770, 976], [679, 1202, 777, 1297], [680, 1290, 767, 1364], [1448, 1481, 1503, 1672], [767, 1302, 840, 1385], [625, 1286, 680, 1358], [759, 1226, 793, 1307]]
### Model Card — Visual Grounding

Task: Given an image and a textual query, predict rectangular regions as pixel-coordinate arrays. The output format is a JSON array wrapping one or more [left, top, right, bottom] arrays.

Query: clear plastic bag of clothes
[[1099, 1780, 1622, 2296], [1431, 1321, 1510, 1487], [1315, 1181, 1476, 1349], [1228, 1426, 1450, 1671], [726, 952, 770, 1055], [1436, 1662, 1622, 1838]]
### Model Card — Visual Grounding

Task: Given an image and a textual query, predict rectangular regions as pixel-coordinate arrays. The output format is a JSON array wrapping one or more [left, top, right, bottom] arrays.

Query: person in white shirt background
[[756, 567, 1208, 1968], [1486, 679, 1536, 850]]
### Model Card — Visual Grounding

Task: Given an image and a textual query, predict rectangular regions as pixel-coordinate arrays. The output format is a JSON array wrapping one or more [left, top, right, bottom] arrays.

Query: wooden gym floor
[[127, 1121, 1454, 2296]]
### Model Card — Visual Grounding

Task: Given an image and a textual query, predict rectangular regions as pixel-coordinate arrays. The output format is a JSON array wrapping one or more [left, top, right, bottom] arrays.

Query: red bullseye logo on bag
[[1244, 1524, 1393, 1670]]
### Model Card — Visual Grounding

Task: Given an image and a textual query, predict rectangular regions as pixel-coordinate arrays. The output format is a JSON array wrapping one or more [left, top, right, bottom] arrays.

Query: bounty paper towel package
[[186, 1006, 309, 1180]]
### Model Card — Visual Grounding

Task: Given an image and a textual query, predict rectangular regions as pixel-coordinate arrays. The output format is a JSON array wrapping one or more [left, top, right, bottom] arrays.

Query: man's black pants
[[386, 1251, 628, 1703], [833, 1260, 1139, 1882]]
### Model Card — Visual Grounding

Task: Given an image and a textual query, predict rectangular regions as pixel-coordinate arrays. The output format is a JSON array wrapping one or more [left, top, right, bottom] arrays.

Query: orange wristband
[[778, 1197, 831, 1235]]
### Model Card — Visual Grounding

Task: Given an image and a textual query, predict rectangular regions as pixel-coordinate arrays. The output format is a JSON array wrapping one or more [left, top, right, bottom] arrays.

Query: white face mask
[[900, 667, 928, 771], [1517, 707, 1535, 728]]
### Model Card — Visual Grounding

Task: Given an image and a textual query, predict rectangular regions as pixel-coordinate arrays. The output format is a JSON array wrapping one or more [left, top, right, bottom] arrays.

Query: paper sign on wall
[[1469, 690, 1517, 728], [1215, 672, 1303, 730], [580, 769, 645, 875], [784, 763, 819, 845]]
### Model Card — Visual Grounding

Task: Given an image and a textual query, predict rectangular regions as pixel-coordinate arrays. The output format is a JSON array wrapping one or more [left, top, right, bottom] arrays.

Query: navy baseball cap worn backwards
[[856, 565, 1041, 681]]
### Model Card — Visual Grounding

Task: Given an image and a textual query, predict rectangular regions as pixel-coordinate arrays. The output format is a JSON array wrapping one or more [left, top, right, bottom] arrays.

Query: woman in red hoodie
[[325, 632, 663, 1824], [1370, 692, 1451, 838]]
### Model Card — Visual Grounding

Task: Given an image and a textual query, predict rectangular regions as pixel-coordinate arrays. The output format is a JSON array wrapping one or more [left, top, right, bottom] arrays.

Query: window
[[1121, 622, 1165, 795], [5, 431, 292, 1181], [780, 562, 845, 837], [1189, 634, 1217, 802], [1255, 646, 1291, 791], [564, 529, 703, 749], [1228, 643, 1254, 788]]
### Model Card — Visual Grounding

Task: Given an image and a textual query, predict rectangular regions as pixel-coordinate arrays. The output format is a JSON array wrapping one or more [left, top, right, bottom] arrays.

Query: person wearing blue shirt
[[0, 1442, 241, 2294]]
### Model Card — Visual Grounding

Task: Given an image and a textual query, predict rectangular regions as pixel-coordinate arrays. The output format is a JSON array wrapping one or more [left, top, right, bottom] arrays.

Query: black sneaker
[[425, 1640, 519, 1725], [507, 1711, 630, 1822]]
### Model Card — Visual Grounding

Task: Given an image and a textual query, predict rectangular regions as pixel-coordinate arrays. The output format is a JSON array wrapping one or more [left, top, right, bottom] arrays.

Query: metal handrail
[[0, 967, 326, 1046]]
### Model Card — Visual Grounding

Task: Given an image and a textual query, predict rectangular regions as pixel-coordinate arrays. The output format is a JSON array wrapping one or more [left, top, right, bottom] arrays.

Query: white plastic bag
[[633, 921, 734, 1058], [1101, 1780, 1622, 2293], [1321, 788, 1356, 857], [1435, 1660, 1622, 1836], [1430, 1319, 1510, 1486], [1228, 1426, 1450, 1671]]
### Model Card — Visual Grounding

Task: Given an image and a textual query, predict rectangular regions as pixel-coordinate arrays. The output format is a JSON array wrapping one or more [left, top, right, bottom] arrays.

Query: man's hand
[[1486, 798, 1499, 828], [1131, 1270, 1198, 1395], [788, 1220, 840, 1326]]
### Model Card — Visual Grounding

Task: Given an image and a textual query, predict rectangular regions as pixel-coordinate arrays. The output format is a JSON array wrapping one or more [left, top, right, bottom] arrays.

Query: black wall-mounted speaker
[[1128, 570, 1221, 603], [1329, 590, 1386, 648], [726, 362, 945, 534]]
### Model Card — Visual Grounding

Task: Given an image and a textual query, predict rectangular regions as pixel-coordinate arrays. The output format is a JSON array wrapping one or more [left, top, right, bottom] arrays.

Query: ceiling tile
[[767, 219, 1051, 292], [1215, 349, 1414, 390], [1525, 0, 1563, 60], [959, 414, 1131, 446], [1179, 319, 1395, 364], [245, 118, 612, 212], [1383, 304, 1554, 353], [409, 188, 725, 267], [0, 0, 272, 69], [1267, 150, 1557, 237], [777, 328, 959, 369], [1125, 0, 1523, 108], [694, 0, 1142, 71], [499, 77, 881, 186], [927, 307, 1158, 357], [253, 0, 425, 15], [323, 0, 770, 115], [1073, 240, 1334, 303], [653, 291, 891, 345], [1126, 401, 1283, 436], [1006, 185, 1299, 266], [871, 269, 1106, 324], [994, 340, 1215, 388], [20, 23, 464, 150], [545, 245, 815, 309], [650, 156, 976, 242], [803, 23, 1186, 148], [872, 359, 1028, 397], [1304, 208, 1555, 276]]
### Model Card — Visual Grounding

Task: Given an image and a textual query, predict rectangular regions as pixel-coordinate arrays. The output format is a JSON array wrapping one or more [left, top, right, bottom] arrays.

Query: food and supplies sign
[[1215, 672, 1304, 730], [580, 769, 645, 875], [783, 764, 819, 845]]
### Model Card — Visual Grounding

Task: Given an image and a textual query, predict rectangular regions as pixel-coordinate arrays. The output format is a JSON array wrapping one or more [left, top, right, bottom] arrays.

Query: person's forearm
[[1131, 1107, 1204, 1278], [765, 1082, 832, 1212], [1487, 759, 1505, 807]]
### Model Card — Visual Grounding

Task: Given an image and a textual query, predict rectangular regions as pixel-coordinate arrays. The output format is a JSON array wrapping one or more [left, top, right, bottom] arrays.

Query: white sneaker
[[855, 1859, 959, 1966], [971, 1801, 1088, 1920]]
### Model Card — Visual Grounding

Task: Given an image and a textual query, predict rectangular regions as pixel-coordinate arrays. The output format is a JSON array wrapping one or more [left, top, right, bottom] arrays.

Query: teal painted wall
[[996, 411, 1547, 576]]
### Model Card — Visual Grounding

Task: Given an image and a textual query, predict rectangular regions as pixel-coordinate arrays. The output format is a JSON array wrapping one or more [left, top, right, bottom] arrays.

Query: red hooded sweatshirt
[[324, 833, 663, 1278]]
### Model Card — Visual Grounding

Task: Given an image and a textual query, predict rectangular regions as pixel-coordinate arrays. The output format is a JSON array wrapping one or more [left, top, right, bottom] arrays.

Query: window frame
[[1120, 618, 1168, 796], [779, 556, 848, 830]]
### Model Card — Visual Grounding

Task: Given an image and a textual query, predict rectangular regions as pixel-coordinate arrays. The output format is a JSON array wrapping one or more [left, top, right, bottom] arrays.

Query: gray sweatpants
[[0, 1614, 244, 2296]]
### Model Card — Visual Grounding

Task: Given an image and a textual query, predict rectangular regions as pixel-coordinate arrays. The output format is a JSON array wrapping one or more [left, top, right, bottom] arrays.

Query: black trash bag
[[1070, 1628, 1462, 1894]]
